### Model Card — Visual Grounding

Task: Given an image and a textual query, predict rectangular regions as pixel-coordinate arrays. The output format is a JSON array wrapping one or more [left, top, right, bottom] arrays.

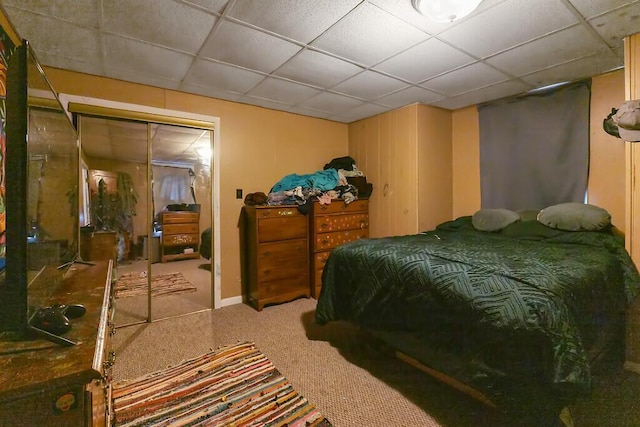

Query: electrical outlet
[[236, 189, 243, 199]]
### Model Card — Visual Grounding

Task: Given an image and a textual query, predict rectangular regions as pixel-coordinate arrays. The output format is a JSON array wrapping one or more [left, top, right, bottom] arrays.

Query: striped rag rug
[[112, 341, 333, 427]]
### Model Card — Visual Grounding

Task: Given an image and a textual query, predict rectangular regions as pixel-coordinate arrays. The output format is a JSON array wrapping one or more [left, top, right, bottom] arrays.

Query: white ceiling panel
[[586, 2, 640, 48], [298, 92, 365, 113], [246, 77, 322, 104], [274, 49, 364, 88], [439, 0, 579, 58], [567, 0, 638, 19], [103, 0, 217, 53], [1, 0, 101, 28], [376, 86, 445, 108], [3, 0, 638, 123], [104, 35, 194, 81], [519, 50, 623, 88], [311, 2, 428, 66], [200, 20, 302, 73], [421, 62, 509, 96], [433, 79, 532, 110], [331, 70, 410, 101], [228, 0, 361, 44], [374, 37, 475, 83], [486, 25, 608, 77], [184, 59, 266, 94]]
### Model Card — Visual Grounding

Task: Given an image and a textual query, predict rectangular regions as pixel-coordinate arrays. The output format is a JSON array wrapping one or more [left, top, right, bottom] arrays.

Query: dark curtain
[[478, 80, 591, 211]]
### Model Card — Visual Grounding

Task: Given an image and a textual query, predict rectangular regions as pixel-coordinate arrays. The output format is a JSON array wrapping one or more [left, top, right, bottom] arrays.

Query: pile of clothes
[[244, 156, 373, 214]]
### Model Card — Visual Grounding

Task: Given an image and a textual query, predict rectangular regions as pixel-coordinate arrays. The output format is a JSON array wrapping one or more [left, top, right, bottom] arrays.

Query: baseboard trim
[[220, 296, 243, 308], [624, 360, 640, 374]]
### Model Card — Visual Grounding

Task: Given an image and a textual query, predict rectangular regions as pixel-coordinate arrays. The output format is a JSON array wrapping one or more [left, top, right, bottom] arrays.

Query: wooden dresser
[[310, 198, 369, 298], [160, 211, 200, 262], [0, 260, 115, 426], [244, 205, 310, 311], [80, 230, 117, 264]]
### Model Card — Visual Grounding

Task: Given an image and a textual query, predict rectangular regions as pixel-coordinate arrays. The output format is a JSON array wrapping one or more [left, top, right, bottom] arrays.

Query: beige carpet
[[114, 271, 197, 299], [112, 298, 640, 427]]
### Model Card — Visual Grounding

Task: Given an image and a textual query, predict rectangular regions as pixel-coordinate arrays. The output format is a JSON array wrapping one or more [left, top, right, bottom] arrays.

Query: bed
[[315, 211, 640, 424]]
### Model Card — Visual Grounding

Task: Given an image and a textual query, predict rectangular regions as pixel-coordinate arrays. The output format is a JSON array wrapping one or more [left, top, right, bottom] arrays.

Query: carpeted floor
[[112, 298, 640, 427], [112, 341, 332, 426]]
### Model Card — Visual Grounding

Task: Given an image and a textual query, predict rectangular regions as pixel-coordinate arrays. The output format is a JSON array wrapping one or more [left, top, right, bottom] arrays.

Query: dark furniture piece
[[243, 205, 310, 311], [316, 216, 640, 424], [309, 198, 368, 298], [159, 211, 200, 263], [80, 230, 117, 264], [0, 260, 115, 426]]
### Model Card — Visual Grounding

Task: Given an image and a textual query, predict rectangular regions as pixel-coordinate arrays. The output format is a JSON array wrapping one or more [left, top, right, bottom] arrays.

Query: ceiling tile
[[586, 2, 640, 49], [432, 79, 532, 110], [200, 20, 302, 73], [274, 49, 363, 87], [298, 92, 365, 113], [331, 70, 409, 101], [183, 59, 266, 94], [486, 25, 607, 77], [246, 77, 322, 104], [103, 0, 216, 53], [1, 0, 101, 28], [438, 0, 578, 58], [421, 62, 509, 96], [330, 102, 391, 123], [183, 0, 230, 14], [311, 2, 428, 66], [376, 86, 444, 108], [104, 35, 193, 81], [238, 96, 291, 113], [35, 50, 105, 77], [288, 105, 336, 120], [567, 0, 637, 19], [179, 83, 244, 102], [374, 37, 475, 83], [519, 50, 623, 88], [2, 8, 101, 60], [105, 67, 182, 91], [228, 0, 361, 43]]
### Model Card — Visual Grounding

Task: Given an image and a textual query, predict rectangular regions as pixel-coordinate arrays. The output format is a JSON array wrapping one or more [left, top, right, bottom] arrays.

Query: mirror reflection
[[78, 116, 213, 326], [25, 50, 78, 313]]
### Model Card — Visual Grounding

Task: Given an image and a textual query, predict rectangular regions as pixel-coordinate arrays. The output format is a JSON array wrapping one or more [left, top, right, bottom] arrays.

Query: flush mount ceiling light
[[412, 0, 484, 23]]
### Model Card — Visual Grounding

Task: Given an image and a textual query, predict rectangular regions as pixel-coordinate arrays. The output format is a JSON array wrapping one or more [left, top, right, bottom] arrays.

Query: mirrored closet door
[[78, 115, 214, 326]]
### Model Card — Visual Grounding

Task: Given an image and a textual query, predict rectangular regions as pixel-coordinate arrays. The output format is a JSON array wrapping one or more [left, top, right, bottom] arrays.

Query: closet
[[348, 103, 453, 238], [75, 107, 215, 326], [624, 32, 640, 370]]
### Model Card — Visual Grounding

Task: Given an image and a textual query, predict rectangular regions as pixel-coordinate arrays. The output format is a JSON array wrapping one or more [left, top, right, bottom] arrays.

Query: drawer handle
[[360, 220, 366, 229], [261, 211, 270, 217], [263, 251, 271, 257], [322, 239, 329, 245], [320, 223, 328, 229], [278, 210, 293, 216]]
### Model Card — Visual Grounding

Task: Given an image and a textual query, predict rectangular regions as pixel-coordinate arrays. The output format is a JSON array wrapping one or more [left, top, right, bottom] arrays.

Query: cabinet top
[[0, 261, 112, 402]]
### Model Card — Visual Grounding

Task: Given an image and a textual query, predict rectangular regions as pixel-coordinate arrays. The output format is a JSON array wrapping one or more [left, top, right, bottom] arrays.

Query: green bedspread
[[316, 216, 640, 403]]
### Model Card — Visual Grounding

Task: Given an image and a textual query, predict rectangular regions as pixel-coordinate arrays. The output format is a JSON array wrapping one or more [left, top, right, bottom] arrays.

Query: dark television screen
[[0, 40, 79, 335]]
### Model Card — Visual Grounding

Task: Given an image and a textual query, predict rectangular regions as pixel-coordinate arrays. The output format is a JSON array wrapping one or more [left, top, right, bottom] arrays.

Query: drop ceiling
[[2, 0, 639, 123]]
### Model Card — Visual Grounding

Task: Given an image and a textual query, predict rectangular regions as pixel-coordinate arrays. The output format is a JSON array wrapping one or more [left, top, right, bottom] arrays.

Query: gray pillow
[[537, 202, 611, 231], [472, 208, 520, 232]]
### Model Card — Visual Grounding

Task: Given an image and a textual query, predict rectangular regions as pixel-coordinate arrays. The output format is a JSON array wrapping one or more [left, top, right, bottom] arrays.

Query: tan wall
[[45, 67, 349, 300], [588, 70, 626, 230], [451, 70, 627, 231]]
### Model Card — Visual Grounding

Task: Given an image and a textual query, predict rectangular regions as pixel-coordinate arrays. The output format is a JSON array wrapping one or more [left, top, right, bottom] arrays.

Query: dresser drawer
[[314, 251, 330, 270], [162, 233, 199, 247], [313, 199, 368, 215], [163, 223, 199, 235], [258, 215, 307, 243], [258, 275, 308, 299], [314, 213, 368, 233], [161, 212, 199, 224], [315, 229, 369, 251], [257, 239, 308, 281]]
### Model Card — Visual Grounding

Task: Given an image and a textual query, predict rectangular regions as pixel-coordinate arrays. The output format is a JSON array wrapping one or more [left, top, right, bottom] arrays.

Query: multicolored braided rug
[[112, 341, 332, 427]]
